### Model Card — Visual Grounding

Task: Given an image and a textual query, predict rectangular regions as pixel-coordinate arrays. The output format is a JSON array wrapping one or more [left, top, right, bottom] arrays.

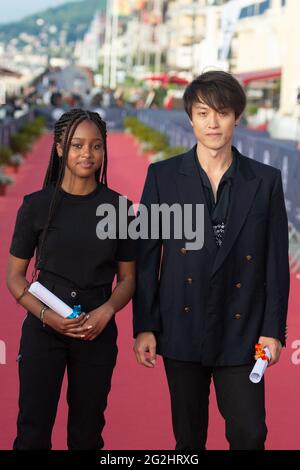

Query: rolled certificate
[[249, 346, 271, 383], [28, 281, 81, 319]]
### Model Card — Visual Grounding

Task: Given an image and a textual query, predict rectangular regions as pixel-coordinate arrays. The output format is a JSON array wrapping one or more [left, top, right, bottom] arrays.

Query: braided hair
[[32, 108, 108, 280]]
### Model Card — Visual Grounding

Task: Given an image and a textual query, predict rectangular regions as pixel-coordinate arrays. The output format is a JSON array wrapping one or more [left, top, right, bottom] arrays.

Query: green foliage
[[0, 171, 13, 185], [0, 0, 106, 44], [34, 116, 46, 128], [161, 146, 188, 159], [124, 117, 167, 148], [20, 117, 45, 138], [9, 154, 24, 167], [8, 117, 46, 154], [0, 146, 13, 165], [10, 133, 31, 154], [247, 104, 259, 116], [124, 117, 188, 161]]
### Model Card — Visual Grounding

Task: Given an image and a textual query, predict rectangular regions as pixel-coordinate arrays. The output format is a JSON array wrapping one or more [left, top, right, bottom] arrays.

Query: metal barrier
[[92, 106, 130, 131], [0, 111, 35, 146]]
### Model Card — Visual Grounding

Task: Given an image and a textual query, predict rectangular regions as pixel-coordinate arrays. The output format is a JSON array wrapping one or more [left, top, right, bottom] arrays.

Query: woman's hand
[[83, 304, 115, 341], [45, 310, 91, 338]]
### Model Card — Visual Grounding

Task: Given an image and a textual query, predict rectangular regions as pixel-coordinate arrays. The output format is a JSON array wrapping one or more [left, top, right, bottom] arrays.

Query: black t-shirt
[[10, 183, 136, 289]]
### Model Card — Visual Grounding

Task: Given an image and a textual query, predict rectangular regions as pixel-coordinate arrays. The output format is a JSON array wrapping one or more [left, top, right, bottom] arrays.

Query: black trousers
[[163, 357, 267, 450], [14, 276, 118, 450]]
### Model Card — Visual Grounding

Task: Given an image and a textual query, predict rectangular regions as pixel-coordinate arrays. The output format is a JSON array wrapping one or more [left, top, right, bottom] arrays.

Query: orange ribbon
[[254, 343, 270, 362]]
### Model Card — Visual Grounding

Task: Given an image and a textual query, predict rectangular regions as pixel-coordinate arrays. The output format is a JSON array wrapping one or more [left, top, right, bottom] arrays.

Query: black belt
[[37, 271, 112, 310]]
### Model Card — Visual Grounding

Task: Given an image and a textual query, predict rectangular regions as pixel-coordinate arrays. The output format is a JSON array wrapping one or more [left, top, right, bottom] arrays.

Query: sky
[[0, 0, 79, 24]]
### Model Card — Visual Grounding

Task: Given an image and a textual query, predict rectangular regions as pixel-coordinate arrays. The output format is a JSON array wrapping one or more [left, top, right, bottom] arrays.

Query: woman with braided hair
[[7, 109, 136, 449]]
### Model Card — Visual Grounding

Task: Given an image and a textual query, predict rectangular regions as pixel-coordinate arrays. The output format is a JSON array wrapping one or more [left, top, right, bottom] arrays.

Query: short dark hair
[[183, 70, 246, 119]]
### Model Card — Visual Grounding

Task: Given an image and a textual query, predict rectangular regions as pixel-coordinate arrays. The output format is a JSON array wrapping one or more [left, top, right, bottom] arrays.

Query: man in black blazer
[[133, 71, 290, 450]]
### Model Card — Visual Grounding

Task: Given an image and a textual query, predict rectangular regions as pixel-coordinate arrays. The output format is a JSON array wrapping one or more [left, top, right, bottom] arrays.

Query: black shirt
[[10, 183, 136, 289], [194, 148, 236, 247]]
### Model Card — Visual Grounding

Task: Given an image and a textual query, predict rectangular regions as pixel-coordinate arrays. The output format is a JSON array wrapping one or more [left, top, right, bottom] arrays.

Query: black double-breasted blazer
[[133, 146, 290, 366]]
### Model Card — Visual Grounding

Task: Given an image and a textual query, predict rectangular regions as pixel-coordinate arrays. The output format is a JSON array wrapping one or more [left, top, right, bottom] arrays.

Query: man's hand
[[134, 332, 157, 368], [258, 336, 282, 366]]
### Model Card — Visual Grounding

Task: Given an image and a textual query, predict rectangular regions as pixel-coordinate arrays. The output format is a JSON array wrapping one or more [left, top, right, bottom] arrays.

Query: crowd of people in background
[[2, 66, 300, 152], [0, 68, 186, 129]]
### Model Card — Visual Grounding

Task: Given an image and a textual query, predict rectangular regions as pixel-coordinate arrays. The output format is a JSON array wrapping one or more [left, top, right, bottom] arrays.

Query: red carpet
[[0, 132, 299, 449]]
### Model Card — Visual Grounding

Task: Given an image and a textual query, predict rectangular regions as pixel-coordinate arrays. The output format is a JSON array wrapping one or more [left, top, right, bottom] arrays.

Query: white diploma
[[28, 281, 74, 318], [249, 347, 271, 383]]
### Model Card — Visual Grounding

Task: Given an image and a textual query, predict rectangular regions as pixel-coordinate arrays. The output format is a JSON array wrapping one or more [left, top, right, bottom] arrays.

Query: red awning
[[235, 68, 281, 85], [145, 74, 188, 85]]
